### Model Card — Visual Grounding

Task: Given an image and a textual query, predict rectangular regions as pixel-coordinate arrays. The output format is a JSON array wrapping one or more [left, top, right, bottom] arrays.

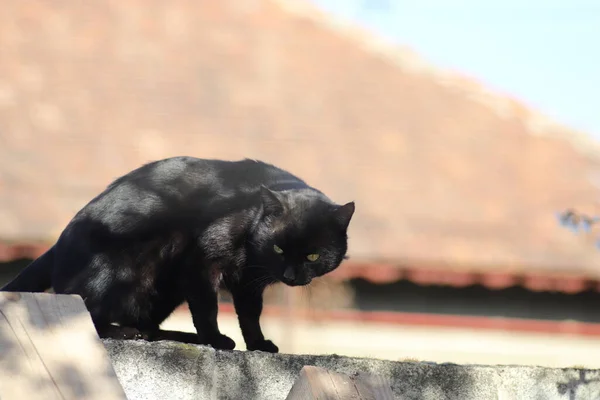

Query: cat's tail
[[1, 246, 55, 292]]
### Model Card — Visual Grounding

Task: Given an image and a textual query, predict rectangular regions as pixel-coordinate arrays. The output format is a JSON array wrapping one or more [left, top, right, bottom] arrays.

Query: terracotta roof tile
[[2, 0, 600, 279]]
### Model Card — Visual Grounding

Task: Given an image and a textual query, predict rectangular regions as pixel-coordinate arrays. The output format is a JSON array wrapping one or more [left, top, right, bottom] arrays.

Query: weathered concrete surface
[[102, 339, 600, 400]]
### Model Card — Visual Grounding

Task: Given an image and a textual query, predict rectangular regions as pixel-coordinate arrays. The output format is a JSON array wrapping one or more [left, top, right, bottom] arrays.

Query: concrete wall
[[103, 339, 600, 400], [161, 308, 600, 369]]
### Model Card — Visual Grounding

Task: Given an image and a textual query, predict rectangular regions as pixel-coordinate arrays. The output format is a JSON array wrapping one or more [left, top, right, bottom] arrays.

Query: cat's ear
[[260, 185, 284, 217], [332, 201, 355, 230]]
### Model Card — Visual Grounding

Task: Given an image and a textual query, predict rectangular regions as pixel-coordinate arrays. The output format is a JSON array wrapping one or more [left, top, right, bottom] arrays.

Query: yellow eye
[[306, 253, 320, 262], [273, 245, 284, 254]]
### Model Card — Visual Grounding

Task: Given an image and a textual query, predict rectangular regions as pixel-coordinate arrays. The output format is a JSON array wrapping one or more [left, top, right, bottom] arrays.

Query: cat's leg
[[144, 329, 204, 344], [95, 322, 198, 343], [93, 312, 201, 344], [121, 320, 205, 344], [224, 275, 279, 353], [132, 289, 198, 343], [182, 264, 236, 350]]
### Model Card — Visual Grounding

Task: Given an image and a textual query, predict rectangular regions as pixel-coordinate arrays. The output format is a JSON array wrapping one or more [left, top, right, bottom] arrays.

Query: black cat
[[1, 157, 355, 352]]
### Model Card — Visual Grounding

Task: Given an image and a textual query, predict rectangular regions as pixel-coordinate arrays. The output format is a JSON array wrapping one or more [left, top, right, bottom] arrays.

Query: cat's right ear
[[333, 201, 355, 230], [260, 185, 284, 217]]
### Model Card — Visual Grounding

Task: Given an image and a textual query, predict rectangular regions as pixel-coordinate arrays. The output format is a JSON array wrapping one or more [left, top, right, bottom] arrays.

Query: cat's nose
[[283, 266, 295, 281]]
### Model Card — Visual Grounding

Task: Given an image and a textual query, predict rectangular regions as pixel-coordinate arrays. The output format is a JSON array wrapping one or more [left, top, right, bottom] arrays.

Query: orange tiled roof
[[1, 0, 600, 283]]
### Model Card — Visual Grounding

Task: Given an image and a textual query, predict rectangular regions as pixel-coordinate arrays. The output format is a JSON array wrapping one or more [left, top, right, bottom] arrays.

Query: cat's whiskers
[[242, 275, 269, 287], [241, 271, 276, 294], [300, 286, 309, 311]]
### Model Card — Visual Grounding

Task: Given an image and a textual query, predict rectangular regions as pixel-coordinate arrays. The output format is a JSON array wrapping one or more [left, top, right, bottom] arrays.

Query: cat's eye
[[306, 253, 320, 262], [273, 245, 284, 254]]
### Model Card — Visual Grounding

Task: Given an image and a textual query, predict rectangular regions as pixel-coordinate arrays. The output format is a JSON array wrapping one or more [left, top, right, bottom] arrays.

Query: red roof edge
[[328, 261, 599, 294], [183, 303, 600, 338], [1, 242, 598, 294], [0, 242, 50, 262]]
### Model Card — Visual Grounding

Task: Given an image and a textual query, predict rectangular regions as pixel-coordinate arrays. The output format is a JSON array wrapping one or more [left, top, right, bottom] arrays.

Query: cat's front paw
[[247, 339, 279, 353], [207, 333, 236, 350]]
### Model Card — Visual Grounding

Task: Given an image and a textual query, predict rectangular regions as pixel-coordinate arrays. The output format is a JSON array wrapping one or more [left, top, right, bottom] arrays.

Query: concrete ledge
[[102, 339, 600, 400]]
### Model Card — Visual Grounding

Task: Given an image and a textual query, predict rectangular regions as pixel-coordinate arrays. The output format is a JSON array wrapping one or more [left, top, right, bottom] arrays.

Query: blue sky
[[311, 0, 600, 139]]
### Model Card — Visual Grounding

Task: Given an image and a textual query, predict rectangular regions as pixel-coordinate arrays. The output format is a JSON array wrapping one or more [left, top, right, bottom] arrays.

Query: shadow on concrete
[[102, 338, 600, 400], [0, 292, 122, 398], [556, 369, 600, 400], [103, 338, 489, 400]]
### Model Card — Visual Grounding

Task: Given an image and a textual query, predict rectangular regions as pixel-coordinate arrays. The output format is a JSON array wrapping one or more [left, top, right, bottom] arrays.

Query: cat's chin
[[280, 278, 312, 287]]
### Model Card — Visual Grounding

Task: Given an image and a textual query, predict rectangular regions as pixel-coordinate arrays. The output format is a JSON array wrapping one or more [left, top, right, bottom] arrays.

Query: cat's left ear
[[333, 202, 355, 230]]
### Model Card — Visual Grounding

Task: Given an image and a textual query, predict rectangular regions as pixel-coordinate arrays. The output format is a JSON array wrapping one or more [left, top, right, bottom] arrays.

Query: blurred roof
[[2, 0, 600, 291]]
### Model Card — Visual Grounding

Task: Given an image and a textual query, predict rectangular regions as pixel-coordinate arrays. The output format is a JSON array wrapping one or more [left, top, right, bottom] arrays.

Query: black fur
[[1, 157, 355, 352]]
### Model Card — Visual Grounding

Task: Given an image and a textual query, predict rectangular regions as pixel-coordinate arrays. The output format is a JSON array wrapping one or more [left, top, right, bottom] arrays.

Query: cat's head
[[250, 186, 355, 286]]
